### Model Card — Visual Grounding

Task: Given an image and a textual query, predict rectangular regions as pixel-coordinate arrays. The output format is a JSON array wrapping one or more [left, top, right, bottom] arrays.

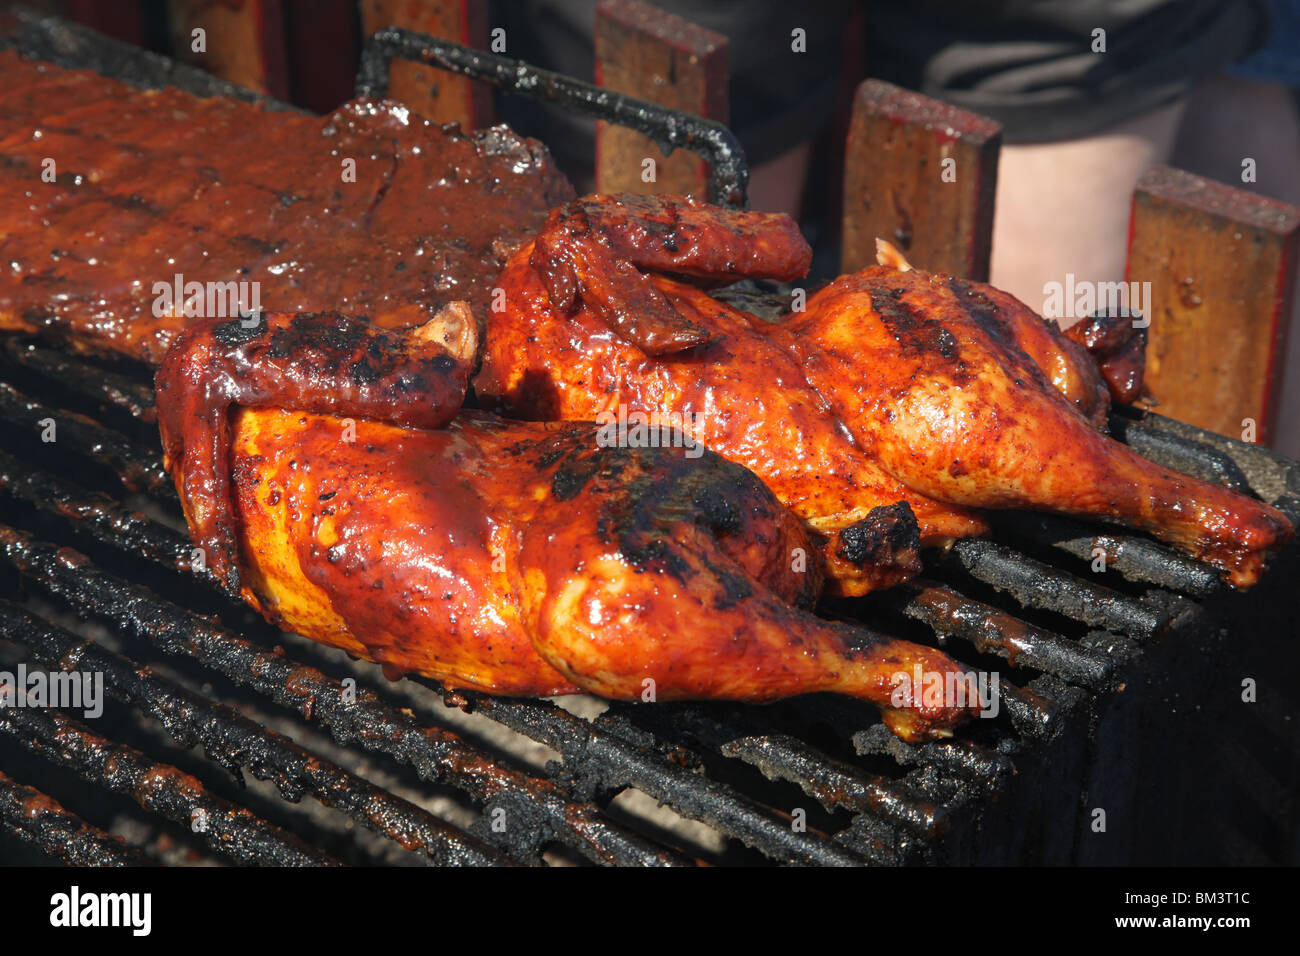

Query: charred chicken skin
[[154, 310, 979, 741], [477, 194, 1292, 591]]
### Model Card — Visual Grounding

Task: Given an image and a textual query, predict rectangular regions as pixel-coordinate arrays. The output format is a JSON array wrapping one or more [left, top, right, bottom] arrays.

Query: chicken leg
[[779, 265, 1292, 587]]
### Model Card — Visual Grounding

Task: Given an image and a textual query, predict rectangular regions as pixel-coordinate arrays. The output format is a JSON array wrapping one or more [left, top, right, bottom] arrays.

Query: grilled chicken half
[[154, 309, 979, 741], [476, 194, 1292, 592]]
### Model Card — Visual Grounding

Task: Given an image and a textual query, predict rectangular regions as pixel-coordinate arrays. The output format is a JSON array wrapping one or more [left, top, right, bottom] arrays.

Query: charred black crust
[[949, 277, 1077, 395], [593, 447, 768, 602], [541, 431, 776, 603], [948, 278, 1013, 351], [546, 431, 605, 502], [552, 462, 595, 501], [868, 285, 960, 363], [696, 552, 753, 609], [211, 318, 266, 348], [295, 313, 369, 353], [348, 355, 386, 385], [257, 314, 417, 390], [692, 482, 744, 535], [536, 445, 568, 469], [837, 501, 921, 567]]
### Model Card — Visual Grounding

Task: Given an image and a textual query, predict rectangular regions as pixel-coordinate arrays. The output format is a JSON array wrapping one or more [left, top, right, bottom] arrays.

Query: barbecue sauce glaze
[[0, 49, 574, 364]]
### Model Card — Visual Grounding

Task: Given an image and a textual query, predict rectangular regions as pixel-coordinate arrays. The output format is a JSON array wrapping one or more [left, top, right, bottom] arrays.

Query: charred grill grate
[[3, 326, 1296, 867], [2, 9, 1299, 867]]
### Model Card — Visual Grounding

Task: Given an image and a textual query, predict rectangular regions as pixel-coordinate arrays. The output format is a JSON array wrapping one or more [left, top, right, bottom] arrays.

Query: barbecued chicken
[[477, 194, 1293, 591], [154, 310, 979, 741], [0, 49, 573, 364]]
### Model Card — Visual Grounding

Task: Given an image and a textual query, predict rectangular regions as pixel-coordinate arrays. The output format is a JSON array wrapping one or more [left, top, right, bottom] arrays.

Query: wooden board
[[594, 0, 727, 200], [166, 0, 288, 99], [1126, 164, 1300, 444], [360, 0, 492, 128], [841, 79, 1000, 280]]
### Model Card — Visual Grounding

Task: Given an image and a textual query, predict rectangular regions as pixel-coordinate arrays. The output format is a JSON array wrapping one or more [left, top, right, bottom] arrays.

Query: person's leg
[[1172, 74, 1300, 458], [747, 142, 812, 215], [989, 100, 1187, 320]]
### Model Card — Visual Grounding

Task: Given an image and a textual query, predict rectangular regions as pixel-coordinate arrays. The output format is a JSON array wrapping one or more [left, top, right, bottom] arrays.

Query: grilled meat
[[477, 194, 1293, 591], [154, 311, 979, 741], [154, 305, 478, 594], [783, 262, 1291, 589], [0, 49, 573, 364], [477, 196, 985, 595], [1058, 309, 1148, 406]]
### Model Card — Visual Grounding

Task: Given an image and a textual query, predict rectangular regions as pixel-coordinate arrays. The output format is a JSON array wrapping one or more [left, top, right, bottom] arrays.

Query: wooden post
[[166, 0, 288, 100], [283, 0, 361, 113], [841, 79, 1000, 280], [359, 0, 492, 128], [594, 0, 728, 200], [1126, 165, 1300, 445]]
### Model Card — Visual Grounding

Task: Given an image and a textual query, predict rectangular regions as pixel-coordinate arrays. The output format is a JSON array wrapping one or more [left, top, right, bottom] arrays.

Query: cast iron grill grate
[[3, 304, 1296, 865]]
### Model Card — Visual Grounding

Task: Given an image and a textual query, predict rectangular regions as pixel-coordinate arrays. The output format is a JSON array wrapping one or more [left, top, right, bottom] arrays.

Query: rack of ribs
[[0, 48, 574, 364]]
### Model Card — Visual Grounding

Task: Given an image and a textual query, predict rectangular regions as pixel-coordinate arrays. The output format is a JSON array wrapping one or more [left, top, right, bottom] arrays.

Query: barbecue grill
[[1, 6, 1298, 867]]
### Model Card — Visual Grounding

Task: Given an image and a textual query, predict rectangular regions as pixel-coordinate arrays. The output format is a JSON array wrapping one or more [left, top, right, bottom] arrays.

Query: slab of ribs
[[0, 49, 574, 363], [2, 49, 1292, 741]]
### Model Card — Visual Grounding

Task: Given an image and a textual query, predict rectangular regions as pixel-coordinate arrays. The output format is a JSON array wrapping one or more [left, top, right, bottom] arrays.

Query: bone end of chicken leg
[[875, 238, 914, 272], [407, 300, 480, 365]]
